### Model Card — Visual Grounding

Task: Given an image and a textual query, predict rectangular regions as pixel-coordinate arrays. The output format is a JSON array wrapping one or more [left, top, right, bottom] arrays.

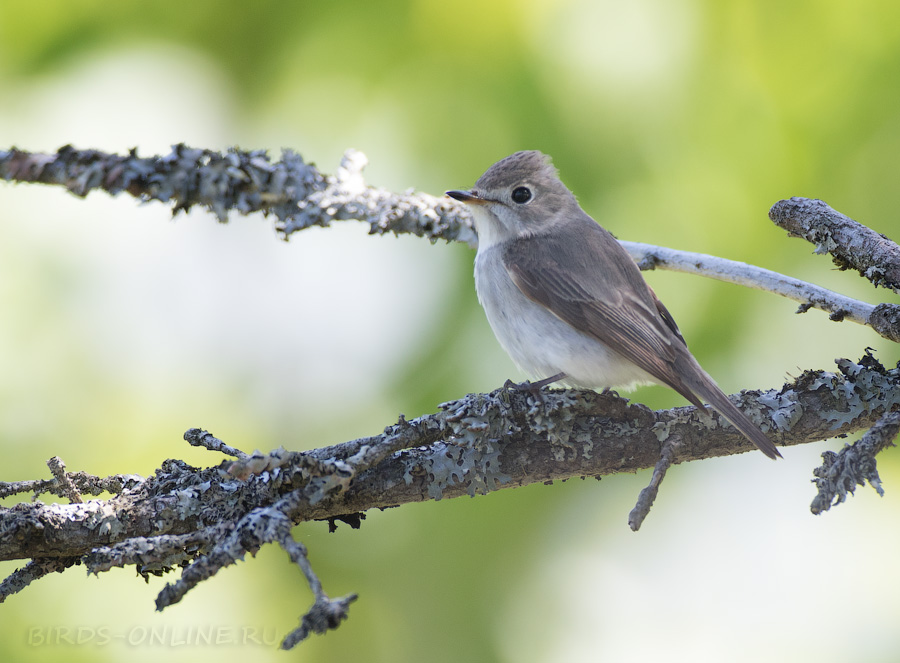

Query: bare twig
[[184, 428, 249, 459], [628, 434, 679, 532], [279, 535, 357, 649], [46, 456, 83, 504], [623, 241, 900, 341], [770, 197, 900, 294]]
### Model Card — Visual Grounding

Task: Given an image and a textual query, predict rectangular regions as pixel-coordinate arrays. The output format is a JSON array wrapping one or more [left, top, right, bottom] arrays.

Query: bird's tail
[[671, 356, 782, 460]]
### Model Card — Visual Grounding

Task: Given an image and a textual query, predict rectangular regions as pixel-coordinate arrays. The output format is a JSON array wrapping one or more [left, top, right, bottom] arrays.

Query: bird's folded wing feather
[[502, 222, 697, 400]]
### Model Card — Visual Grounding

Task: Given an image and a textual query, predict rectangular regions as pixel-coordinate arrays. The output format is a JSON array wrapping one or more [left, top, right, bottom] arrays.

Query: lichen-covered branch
[[0, 557, 78, 603], [2, 352, 898, 643], [0, 469, 143, 500], [3, 146, 896, 341], [770, 197, 900, 294], [810, 410, 900, 514], [3, 354, 898, 565], [0, 145, 477, 246], [4, 145, 900, 645], [184, 429, 249, 459]]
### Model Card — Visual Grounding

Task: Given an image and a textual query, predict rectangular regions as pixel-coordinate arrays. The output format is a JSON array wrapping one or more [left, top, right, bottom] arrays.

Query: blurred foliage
[[2, 1, 900, 662]]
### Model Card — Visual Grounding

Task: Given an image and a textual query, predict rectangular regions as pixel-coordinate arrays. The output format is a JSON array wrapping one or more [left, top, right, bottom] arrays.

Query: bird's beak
[[445, 189, 487, 205]]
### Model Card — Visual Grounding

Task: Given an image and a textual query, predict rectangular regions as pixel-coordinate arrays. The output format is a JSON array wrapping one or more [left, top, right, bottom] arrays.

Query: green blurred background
[[2, 1, 900, 661]]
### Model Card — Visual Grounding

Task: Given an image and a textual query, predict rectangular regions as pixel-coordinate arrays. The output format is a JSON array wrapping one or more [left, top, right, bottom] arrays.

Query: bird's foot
[[503, 373, 566, 404]]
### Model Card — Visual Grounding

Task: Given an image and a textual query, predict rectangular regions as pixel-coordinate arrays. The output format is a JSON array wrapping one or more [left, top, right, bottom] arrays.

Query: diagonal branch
[[0, 557, 79, 603], [624, 241, 900, 342], [770, 197, 900, 294]]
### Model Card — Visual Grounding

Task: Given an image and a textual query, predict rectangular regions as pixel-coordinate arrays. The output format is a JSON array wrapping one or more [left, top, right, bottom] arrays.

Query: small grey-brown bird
[[447, 150, 780, 459]]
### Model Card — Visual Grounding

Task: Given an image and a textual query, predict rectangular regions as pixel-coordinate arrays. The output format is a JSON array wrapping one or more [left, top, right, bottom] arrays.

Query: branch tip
[[184, 428, 249, 459], [770, 197, 900, 295], [810, 411, 900, 514], [628, 435, 679, 531]]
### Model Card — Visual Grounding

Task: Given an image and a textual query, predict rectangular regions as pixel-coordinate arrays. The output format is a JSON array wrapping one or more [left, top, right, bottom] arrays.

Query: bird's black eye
[[511, 186, 532, 204]]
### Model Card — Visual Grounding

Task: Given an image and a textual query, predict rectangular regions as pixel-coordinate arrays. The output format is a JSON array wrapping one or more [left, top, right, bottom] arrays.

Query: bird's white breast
[[473, 244, 656, 390]]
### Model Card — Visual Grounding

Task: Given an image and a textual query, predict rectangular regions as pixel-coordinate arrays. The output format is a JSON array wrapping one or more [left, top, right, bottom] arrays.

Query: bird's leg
[[532, 372, 567, 390], [503, 372, 567, 403]]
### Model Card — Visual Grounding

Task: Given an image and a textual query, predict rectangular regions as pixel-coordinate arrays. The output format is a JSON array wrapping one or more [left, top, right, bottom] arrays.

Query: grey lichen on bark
[[2, 146, 896, 339], [3, 355, 899, 553], [769, 196, 900, 294], [810, 410, 900, 514], [0, 144, 477, 246]]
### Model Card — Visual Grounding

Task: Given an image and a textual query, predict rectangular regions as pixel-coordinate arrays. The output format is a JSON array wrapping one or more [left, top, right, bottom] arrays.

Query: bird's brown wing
[[502, 221, 698, 400], [503, 220, 781, 459]]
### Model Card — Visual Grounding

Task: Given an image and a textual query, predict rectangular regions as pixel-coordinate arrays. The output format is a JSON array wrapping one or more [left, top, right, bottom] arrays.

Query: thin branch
[[0, 558, 79, 603], [279, 535, 357, 650], [184, 428, 249, 459], [46, 456, 83, 504], [770, 197, 900, 294], [628, 433, 679, 532], [624, 241, 899, 338], [3, 146, 896, 341], [0, 470, 142, 500]]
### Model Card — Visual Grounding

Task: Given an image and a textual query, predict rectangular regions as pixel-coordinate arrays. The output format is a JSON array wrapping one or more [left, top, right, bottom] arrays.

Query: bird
[[446, 150, 781, 459]]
